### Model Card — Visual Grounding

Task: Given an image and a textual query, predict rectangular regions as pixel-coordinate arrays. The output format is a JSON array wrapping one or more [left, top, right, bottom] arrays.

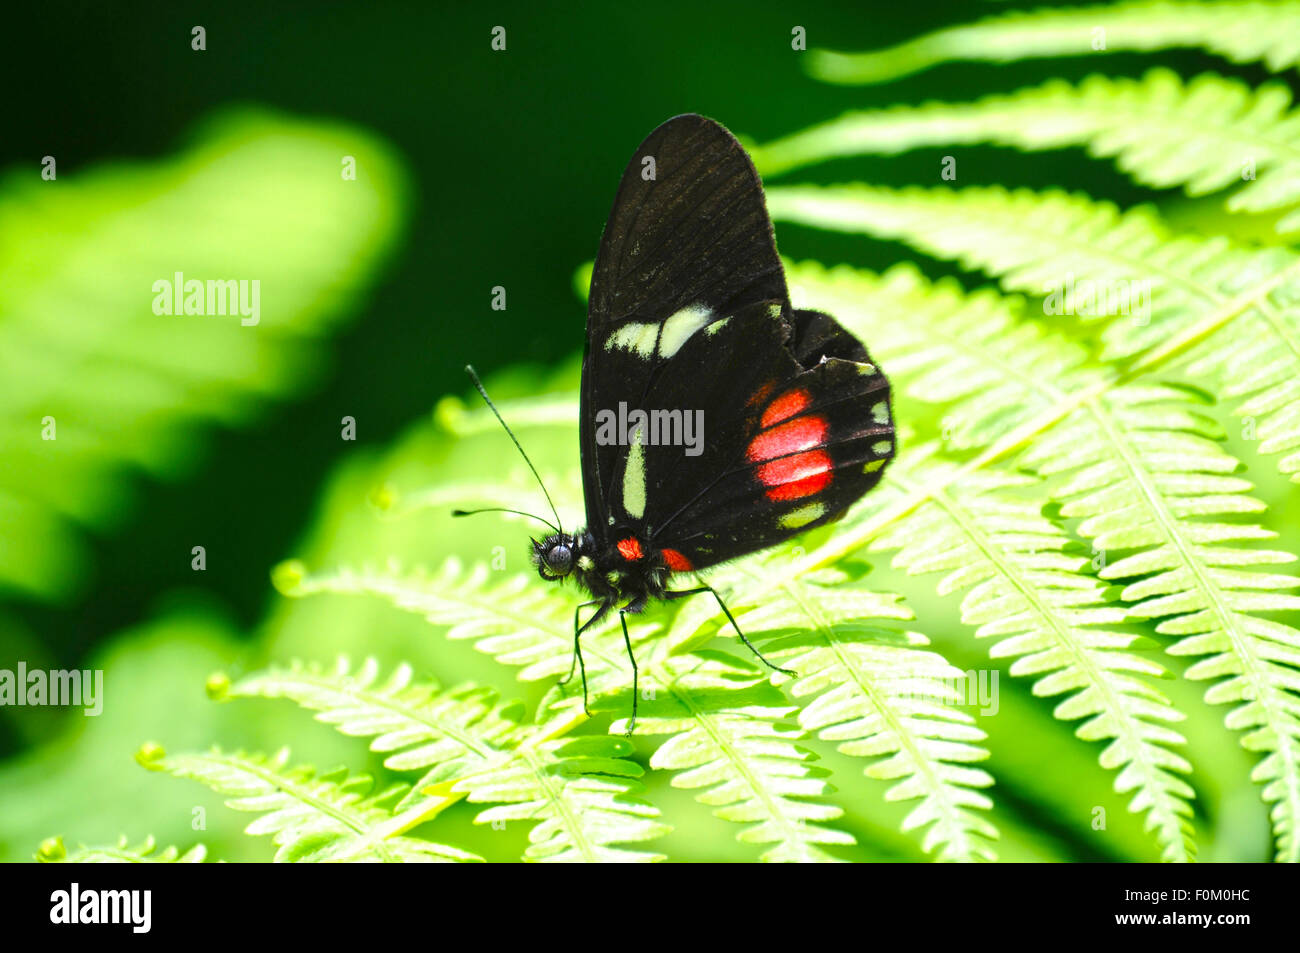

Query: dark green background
[[4, 0, 1280, 751]]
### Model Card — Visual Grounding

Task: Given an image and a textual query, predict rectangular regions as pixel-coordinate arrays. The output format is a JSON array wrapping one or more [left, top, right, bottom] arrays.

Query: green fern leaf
[[785, 259, 1110, 453], [221, 658, 523, 809], [142, 746, 481, 862], [754, 69, 1300, 233], [275, 558, 635, 718], [277, 560, 859, 860], [0, 110, 407, 601], [458, 735, 669, 862], [874, 445, 1195, 861], [36, 834, 207, 864], [766, 184, 1300, 481], [806, 1, 1300, 86], [784, 254, 1295, 858], [279, 531, 988, 860], [1021, 383, 1300, 861], [203, 657, 671, 862], [629, 651, 855, 862], [710, 554, 998, 861]]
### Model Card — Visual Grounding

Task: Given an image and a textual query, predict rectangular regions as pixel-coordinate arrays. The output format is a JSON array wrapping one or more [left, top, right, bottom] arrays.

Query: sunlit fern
[[36, 835, 207, 864], [44, 0, 1300, 863], [766, 186, 1300, 482], [171, 665, 669, 862], [807, 1, 1300, 85], [137, 745, 482, 862], [266, 545, 995, 861], [753, 69, 1300, 232]]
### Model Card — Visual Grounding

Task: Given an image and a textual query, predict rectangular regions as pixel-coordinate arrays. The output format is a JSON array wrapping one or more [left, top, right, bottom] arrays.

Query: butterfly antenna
[[451, 506, 560, 534], [462, 365, 565, 534]]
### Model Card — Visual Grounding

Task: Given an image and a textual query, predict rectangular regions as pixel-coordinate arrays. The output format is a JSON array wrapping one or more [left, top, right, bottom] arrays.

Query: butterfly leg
[[560, 600, 600, 686], [666, 585, 797, 677], [560, 599, 606, 716], [618, 608, 638, 736]]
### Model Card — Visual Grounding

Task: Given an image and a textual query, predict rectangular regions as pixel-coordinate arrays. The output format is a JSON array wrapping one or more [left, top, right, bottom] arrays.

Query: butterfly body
[[469, 114, 896, 729], [534, 529, 677, 614]]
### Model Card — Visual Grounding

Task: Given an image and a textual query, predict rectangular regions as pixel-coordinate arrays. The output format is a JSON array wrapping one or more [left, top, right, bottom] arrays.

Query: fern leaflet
[[712, 554, 999, 861], [754, 69, 1300, 233], [766, 184, 1300, 482], [37, 835, 207, 864], [220, 658, 524, 810], [875, 446, 1195, 861], [139, 746, 481, 862], [806, 1, 1300, 86], [457, 735, 669, 862]]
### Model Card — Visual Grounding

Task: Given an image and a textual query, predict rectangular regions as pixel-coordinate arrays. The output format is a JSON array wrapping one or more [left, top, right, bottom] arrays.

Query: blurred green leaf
[[0, 109, 409, 601]]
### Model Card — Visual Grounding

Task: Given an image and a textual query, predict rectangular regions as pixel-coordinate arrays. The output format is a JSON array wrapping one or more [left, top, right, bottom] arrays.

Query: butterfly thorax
[[532, 529, 672, 612]]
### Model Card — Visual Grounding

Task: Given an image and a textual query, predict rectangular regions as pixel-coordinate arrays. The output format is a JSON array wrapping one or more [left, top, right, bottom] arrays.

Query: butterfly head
[[533, 532, 578, 581]]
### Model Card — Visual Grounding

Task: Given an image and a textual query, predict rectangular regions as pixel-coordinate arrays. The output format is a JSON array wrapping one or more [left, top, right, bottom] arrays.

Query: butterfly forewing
[[580, 114, 895, 567], [581, 115, 789, 532]]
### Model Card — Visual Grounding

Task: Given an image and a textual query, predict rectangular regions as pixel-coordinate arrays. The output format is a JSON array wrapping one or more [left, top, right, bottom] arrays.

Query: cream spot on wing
[[605, 322, 659, 358], [779, 502, 826, 530], [622, 426, 647, 520], [705, 317, 730, 336], [871, 401, 890, 424], [659, 305, 713, 358], [604, 305, 714, 360], [872, 440, 892, 456]]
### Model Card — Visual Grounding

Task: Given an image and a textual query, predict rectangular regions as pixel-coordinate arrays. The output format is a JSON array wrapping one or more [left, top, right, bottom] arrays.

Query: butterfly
[[458, 114, 895, 731]]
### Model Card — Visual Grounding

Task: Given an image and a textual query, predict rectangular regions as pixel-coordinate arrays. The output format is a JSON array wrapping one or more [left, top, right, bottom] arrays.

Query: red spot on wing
[[756, 451, 833, 500], [746, 415, 828, 463], [660, 548, 694, 572], [761, 388, 812, 428], [617, 537, 644, 561]]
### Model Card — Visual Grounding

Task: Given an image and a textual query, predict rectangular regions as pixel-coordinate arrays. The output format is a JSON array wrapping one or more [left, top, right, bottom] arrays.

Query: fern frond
[[274, 558, 635, 717], [785, 261, 1197, 857], [37, 835, 207, 864], [767, 184, 1300, 480], [629, 651, 855, 862], [274, 568, 856, 859], [754, 69, 1300, 232], [784, 255, 1297, 858], [1183, 316, 1300, 483], [1021, 383, 1300, 861], [458, 735, 669, 862], [142, 746, 481, 862], [221, 658, 523, 808], [708, 555, 998, 861], [806, 1, 1300, 85], [786, 259, 1110, 452], [875, 445, 1195, 861]]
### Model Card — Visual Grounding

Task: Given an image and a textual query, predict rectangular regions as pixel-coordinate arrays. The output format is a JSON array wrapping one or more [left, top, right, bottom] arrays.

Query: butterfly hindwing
[[581, 114, 788, 535], [607, 304, 893, 569]]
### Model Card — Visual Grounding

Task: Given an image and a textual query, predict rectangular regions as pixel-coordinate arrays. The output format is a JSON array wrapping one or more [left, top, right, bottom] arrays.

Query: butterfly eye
[[544, 543, 573, 576]]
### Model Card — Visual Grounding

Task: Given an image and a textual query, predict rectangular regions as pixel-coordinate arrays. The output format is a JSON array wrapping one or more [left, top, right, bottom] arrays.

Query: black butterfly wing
[[621, 303, 894, 568], [581, 114, 788, 536]]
